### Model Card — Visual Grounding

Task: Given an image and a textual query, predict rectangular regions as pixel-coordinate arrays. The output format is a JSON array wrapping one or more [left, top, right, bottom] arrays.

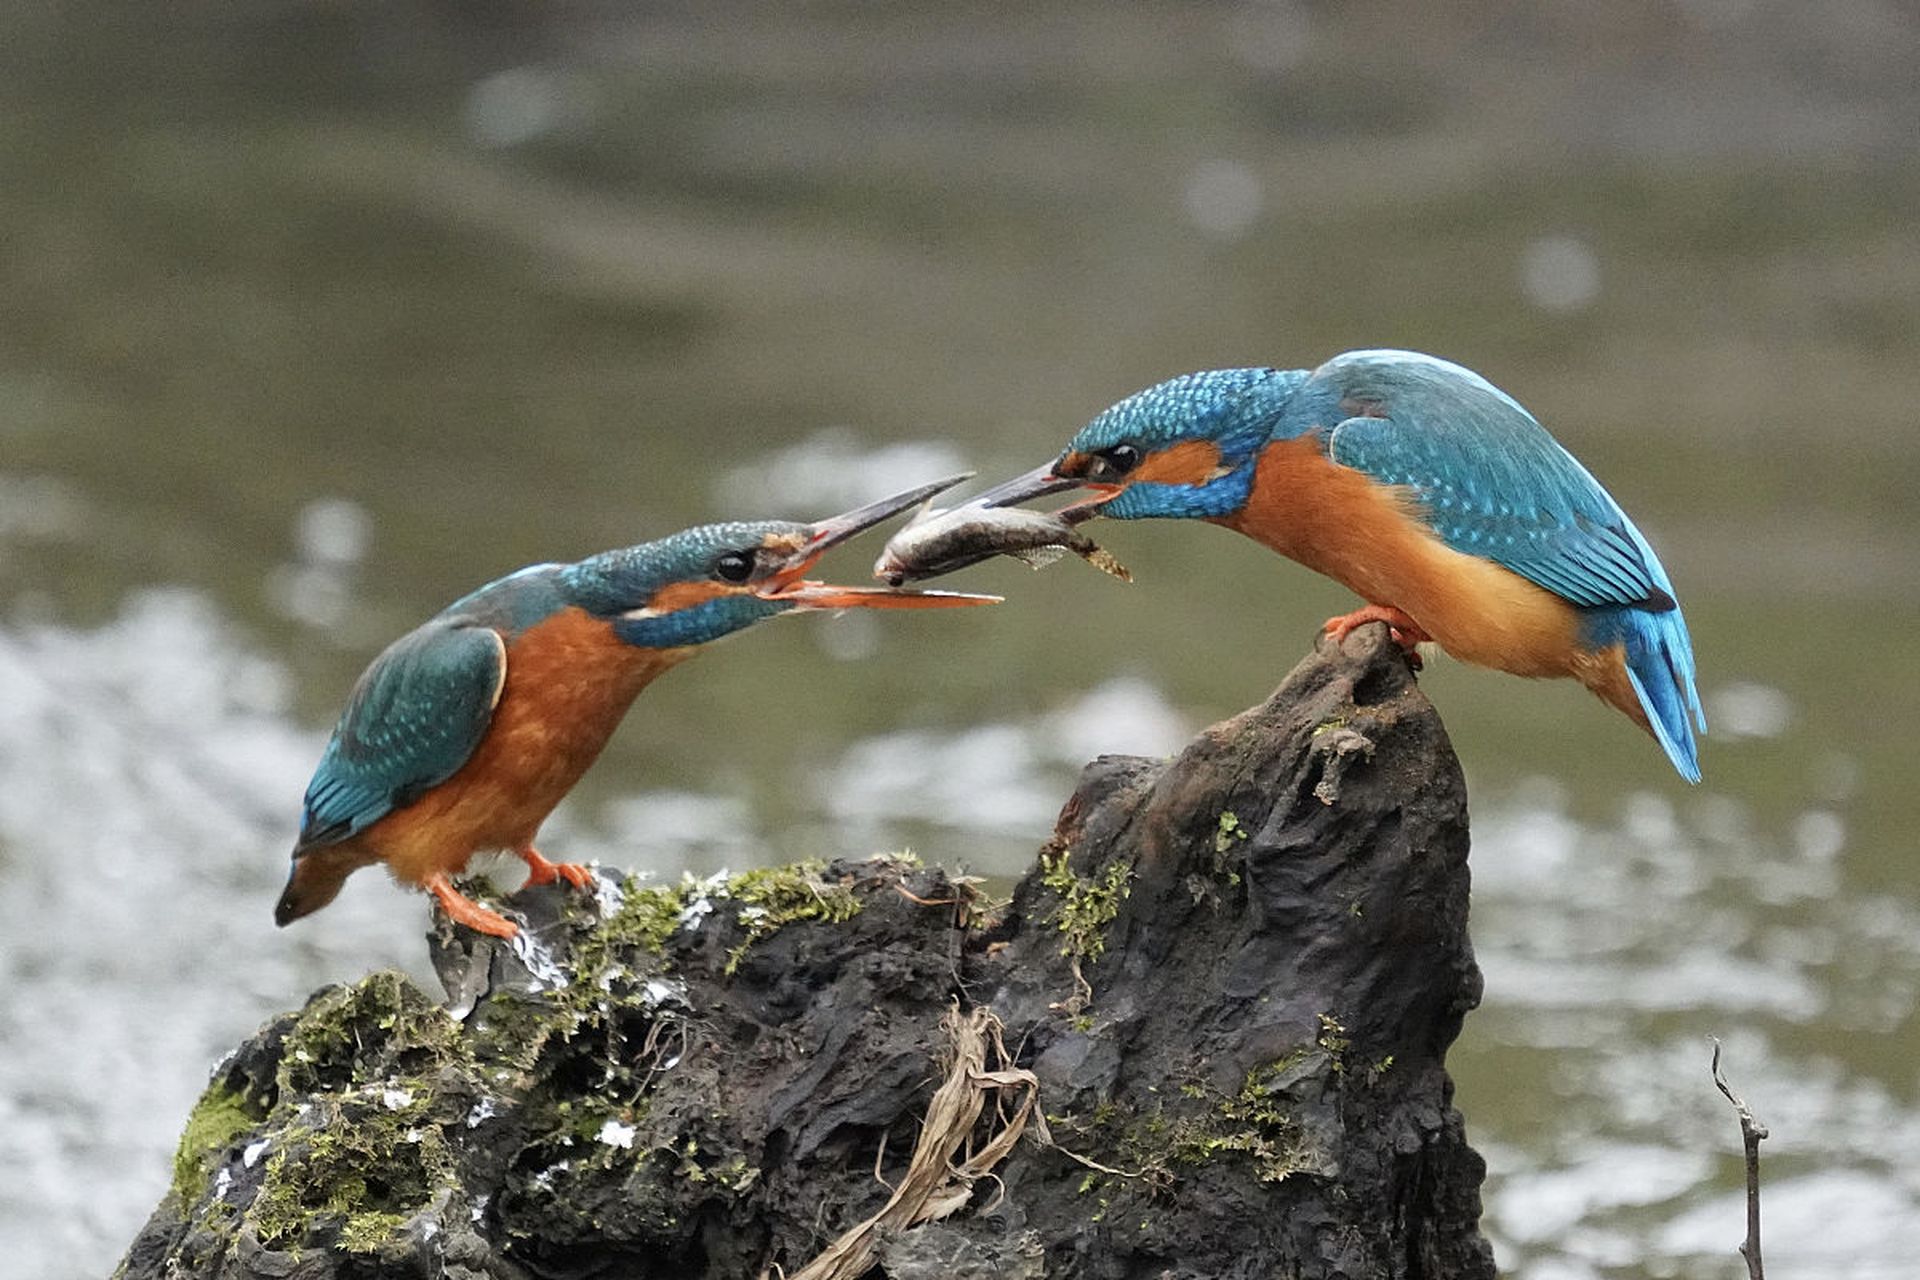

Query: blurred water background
[[3, 3, 1918, 1276]]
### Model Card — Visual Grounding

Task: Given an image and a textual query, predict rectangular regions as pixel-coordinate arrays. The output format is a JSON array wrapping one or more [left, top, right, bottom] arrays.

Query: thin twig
[[1710, 1038, 1768, 1280], [892, 882, 960, 908], [1043, 1139, 1144, 1180], [871, 1127, 894, 1192]]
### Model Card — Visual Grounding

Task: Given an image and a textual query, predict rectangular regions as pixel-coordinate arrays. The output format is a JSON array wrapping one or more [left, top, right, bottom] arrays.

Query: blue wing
[[1316, 350, 1675, 610], [1312, 351, 1704, 780], [295, 622, 507, 850]]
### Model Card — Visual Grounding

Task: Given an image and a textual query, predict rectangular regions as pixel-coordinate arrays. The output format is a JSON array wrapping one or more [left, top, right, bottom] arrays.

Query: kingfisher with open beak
[[276, 476, 995, 937], [965, 350, 1705, 780]]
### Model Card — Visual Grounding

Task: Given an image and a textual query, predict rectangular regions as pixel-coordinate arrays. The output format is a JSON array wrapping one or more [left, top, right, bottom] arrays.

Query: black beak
[[756, 474, 1002, 610], [802, 473, 976, 553], [959, 462, 1083, 511], [949, 461, 1120, 526]]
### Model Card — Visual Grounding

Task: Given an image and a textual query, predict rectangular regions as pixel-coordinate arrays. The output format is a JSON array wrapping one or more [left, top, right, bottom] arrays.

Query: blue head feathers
[[1060, 368, 1308, 519], [561, 521, 802, 648]]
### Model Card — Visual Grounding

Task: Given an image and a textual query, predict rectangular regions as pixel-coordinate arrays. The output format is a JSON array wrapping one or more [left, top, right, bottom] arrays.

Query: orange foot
[[1323, 604, 1431, 670], [518, 845, 596, 891], [425, 872, 518, 938]]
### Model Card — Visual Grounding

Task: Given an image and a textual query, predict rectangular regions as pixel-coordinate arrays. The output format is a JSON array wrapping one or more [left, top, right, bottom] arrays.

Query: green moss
[[337, 1209, 411, 1254], [672, 1137, 760, 1193], [170, 1081, 264, 1205], [466, 988, 577, 1077], [1057, 1050, 1326, 1190], [470, 883, 685, 1066], [277, 971, 466, 1098], [558, 875, 697, 1021], [1039, 848, 1132, 962], [1047, 1053, 1329, 1198], [240, 972, 472, 1255], [722, 860, 862, 975], [1163, 1060, 1315, 1184], [1206, 810, 1247, 890], [248, 1093, 456, 1255], [591, 879, 691, 960], [1316, 1012, 1350, 1071], [182, 862, 899, 1261]]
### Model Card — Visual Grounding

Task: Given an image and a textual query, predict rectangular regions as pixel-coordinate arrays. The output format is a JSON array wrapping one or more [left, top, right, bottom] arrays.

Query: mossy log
[[123, 626, 1494, 1280]]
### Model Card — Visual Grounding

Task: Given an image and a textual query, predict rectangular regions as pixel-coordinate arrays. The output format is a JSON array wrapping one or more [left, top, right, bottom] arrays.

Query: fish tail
[[1082, 547, 1133, 582]]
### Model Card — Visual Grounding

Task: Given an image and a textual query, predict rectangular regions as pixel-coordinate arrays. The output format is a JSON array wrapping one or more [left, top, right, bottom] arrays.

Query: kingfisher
[[969, 350, 1705, 781], [275, 477, 996, 937]]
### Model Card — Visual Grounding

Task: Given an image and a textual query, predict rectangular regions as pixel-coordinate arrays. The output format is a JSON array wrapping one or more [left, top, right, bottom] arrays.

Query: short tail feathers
[[1619, 605, 1706, 783], [274, 846, 361, 926]]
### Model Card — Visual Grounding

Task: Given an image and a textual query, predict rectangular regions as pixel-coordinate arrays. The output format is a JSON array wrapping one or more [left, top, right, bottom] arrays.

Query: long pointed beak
[[759, 474, 1002, 610], [803, 473, 975, 553], [958, 461, 1122, 522], [768, 582, 1000, 610], [963, 462, 1083, 510]]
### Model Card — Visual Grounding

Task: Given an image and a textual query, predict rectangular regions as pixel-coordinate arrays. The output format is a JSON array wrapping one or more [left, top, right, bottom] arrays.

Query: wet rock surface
[[123, 626, 1493, 1280]]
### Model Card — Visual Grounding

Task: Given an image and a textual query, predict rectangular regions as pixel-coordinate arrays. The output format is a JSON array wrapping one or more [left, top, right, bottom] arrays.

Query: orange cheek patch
[[643, 579, 737, 613], [1130, 439, 1226, 487]]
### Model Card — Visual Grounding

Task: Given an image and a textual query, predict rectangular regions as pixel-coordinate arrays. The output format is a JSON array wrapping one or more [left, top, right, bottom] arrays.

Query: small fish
[[874, 502, 1132, 586]]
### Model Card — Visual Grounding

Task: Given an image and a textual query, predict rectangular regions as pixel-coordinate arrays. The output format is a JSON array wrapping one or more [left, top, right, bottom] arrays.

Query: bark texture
[[123, 626, 1493, 1280]]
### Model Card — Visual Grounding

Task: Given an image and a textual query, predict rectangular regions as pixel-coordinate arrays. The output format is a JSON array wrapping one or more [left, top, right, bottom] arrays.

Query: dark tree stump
[[123, 625, 1493, 1280]]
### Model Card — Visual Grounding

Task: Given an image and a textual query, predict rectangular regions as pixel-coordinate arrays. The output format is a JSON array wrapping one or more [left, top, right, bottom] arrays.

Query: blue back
[[295, 522, 804, 851], [1070, 350, 1706, 779], [1305, 351, 1676, 612], [298, 618, 508, 848], [1301, 352, 1704, 779]]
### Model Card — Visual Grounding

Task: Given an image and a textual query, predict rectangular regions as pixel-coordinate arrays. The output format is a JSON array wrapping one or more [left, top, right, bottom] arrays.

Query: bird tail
[[274, 845, 361, 926], [1617, 605, 1706, 783]]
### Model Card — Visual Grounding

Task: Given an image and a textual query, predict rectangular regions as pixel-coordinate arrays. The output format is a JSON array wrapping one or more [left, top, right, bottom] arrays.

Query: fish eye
[[1091, 443, 1140, 480], [712, 550, 755, 583]]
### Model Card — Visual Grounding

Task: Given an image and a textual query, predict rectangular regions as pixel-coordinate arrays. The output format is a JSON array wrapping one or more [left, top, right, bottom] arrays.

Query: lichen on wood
[[124, 625, 1493, 1280]]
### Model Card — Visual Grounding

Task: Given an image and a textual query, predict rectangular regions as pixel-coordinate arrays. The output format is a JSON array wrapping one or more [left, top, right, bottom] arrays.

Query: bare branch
[[1710, 1038, 1768, 1280]]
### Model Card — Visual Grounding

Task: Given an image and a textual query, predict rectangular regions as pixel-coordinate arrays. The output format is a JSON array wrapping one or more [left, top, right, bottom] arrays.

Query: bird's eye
[[713, 550, 755, 583], [1091, 443, 1140, 480]]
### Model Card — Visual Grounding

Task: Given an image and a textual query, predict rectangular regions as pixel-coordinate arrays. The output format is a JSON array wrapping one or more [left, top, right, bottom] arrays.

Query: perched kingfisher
[[970, 350, 1705, 781], [275, 477, 995, 937]]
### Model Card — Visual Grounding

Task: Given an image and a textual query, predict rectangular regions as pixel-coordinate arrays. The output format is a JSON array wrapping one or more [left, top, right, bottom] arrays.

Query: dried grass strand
[[787, 1004, 1038, 1280]]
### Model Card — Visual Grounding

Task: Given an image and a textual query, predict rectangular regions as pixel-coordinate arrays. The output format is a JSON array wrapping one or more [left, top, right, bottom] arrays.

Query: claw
[[519, 846, 595, 891], [1324, 604, 1430, 669], [425, 872, 518, 938]]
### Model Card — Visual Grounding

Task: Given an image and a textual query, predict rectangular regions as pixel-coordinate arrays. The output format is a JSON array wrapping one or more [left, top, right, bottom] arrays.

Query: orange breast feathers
[[1216, 436, 1589, 681], [366, 608, 691, 888]]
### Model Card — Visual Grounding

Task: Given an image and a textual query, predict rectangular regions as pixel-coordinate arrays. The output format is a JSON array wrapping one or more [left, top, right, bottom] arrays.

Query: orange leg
[[1324, 603, 1431, 669], [424, 872, 519, 938], [518, 845, 596, 891]]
